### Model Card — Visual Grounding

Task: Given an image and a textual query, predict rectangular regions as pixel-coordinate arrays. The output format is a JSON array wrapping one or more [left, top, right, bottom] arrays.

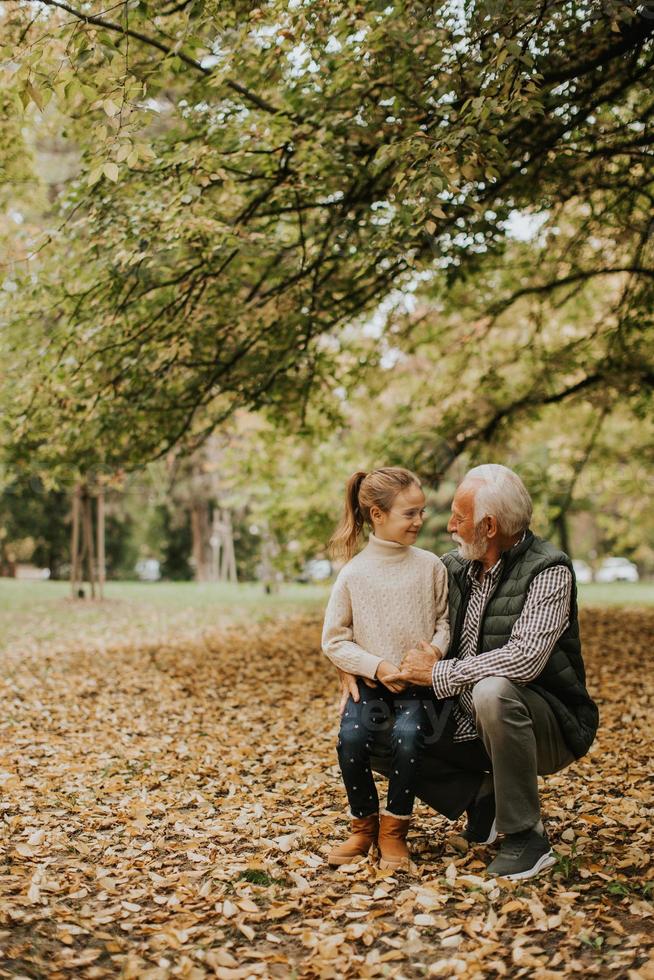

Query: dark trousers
[[369, 726, 489, 821], [370, 678, 575, 830], [338, 679, 444, 817]]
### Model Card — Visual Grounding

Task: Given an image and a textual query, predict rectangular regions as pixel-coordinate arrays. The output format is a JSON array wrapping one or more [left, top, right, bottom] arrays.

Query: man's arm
[[431, 565, 572, 698]]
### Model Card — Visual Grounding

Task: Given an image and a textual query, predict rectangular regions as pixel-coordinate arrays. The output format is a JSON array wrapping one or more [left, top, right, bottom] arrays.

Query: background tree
[[1, 0, 652, 477]]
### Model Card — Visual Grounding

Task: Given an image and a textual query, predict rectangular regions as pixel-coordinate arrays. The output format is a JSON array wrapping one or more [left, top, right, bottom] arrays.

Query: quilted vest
[[442, 531, 599, 759]]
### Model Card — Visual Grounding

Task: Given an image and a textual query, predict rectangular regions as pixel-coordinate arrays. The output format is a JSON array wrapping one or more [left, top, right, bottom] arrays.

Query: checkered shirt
[[431, 543, 572, 742]]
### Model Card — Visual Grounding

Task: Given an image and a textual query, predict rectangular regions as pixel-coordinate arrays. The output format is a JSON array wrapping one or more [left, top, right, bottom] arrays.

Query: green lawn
[[1, 578, 651, 655], [576, 581, 654, 606], [0, 578, 329, 654]]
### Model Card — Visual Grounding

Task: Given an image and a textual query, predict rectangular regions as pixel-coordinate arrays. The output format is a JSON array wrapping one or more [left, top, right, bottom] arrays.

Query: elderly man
[[338, 464, 599, 880]]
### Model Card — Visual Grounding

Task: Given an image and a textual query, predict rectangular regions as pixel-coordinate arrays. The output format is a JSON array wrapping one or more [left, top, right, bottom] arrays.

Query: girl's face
[[370, 484, 427, 545]]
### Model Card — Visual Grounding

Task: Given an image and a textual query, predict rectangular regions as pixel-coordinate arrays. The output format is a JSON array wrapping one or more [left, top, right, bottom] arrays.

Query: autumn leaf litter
[[0, 608, 652, 978]]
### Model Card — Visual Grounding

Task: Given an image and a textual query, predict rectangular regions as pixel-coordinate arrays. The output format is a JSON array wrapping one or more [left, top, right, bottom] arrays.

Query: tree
[[0, 477, 70, 576], [368, 221, 652, 480], [0, 0, 652, 480]]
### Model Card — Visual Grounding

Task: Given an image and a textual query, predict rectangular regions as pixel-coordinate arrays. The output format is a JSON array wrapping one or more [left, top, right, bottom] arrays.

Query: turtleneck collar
[[363, 532, 411, 562]]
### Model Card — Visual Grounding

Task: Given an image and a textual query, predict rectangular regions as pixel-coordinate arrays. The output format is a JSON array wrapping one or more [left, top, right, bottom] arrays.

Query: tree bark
[[219, 509, 237, 584], [70, 484, 82, 598], [190, 500, 210, 582], [82, 492, 97, 599], [96, 488, 105, 600], [554, 510, 571, 557]]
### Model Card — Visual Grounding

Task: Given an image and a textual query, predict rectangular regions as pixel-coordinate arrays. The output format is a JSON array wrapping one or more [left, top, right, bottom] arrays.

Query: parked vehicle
[[571, 559, 593, 584], [595, 557, 639, 583], [296, 559, 332, 583], [135, 558, 161, 582]]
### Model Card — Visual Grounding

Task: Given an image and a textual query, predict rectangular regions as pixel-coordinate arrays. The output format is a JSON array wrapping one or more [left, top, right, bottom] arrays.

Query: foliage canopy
[[0, 0, 652, 482]]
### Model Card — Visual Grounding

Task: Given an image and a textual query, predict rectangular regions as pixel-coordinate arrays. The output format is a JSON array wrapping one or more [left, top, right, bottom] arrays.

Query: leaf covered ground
[[1, 605, 652, 979]]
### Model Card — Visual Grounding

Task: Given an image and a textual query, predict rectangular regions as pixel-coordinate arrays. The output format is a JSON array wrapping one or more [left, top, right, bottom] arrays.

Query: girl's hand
[[337, 668, 377, 716], [375, 660, 407, 693]]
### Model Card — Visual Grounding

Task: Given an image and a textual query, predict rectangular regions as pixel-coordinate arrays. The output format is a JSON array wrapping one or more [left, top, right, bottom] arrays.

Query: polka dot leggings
[[337, 678, 434, 817]]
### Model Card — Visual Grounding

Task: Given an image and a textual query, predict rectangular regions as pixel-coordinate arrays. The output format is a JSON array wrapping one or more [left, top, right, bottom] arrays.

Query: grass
[[0, 578, 329, 654], [0, 578, 651, 655], [0, 577, 329, 612], [576, 581, 654, 606]]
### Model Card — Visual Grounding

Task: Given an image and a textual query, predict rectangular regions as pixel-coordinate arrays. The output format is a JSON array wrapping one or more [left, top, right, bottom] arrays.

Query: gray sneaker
[[486, 829, 556, 880]]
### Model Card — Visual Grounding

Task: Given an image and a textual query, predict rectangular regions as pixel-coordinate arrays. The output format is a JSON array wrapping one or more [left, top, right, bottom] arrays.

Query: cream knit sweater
[[322, 533, 450, 680]]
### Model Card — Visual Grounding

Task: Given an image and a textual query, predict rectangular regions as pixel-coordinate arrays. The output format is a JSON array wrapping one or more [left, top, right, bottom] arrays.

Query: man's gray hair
[[461, 464, 533, 535]]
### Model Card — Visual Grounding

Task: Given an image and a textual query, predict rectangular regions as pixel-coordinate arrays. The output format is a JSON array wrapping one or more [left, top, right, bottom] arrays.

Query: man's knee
[[472, 675, 518, 723]]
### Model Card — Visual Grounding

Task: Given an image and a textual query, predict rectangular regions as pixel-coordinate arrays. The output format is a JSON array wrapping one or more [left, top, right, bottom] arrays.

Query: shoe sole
[[463, 817, 498, 847], [482, 818, 498, 846], [379, 857, 417, 874], [327, 851, 370, 867], [494, 849, 556, 881], [378, 857, 410, 870]]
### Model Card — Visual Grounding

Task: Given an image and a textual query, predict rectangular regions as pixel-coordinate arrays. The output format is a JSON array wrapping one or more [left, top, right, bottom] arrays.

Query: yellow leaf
[[103, 99, 121, 117], [500, 900, 523, 914]]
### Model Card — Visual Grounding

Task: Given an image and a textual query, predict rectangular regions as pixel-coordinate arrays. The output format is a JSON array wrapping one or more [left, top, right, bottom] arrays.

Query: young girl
[[322, 467, 450, 869]]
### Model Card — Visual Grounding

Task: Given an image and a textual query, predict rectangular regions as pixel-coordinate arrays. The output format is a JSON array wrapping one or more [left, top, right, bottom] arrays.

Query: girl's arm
[[430, 560, 450, 658], [321, 576, 382, 680]]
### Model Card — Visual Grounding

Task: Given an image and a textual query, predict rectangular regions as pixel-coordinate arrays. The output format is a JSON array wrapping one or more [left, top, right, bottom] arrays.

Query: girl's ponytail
[[329, 471, 367, 562]]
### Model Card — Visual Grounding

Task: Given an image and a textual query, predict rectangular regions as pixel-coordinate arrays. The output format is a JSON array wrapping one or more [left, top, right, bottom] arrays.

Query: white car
[[571, 559, 593, 584], [595, 557, 639, 583], [297, 559, 332, 583], [135, 558, 161, 582]]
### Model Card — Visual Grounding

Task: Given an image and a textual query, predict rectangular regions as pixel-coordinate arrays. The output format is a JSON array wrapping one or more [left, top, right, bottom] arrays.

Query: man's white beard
[[452, 523, 488, 561]]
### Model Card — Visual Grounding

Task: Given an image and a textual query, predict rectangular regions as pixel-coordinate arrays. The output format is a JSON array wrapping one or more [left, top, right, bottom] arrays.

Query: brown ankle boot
[[378, 812, 412, 870], [328, 814, 379, 866]]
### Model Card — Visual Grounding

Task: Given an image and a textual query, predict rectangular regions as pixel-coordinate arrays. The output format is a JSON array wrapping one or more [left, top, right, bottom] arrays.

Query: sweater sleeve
[[429, 559, 450, 657], [321, 575, 383, 680]]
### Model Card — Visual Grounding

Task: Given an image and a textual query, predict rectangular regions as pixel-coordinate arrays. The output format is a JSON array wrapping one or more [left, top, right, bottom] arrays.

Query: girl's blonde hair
[[329, 466, 422, 562]]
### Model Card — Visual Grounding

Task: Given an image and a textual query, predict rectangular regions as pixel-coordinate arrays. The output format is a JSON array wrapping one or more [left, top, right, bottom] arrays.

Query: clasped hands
[[338, 641, 443, 715]]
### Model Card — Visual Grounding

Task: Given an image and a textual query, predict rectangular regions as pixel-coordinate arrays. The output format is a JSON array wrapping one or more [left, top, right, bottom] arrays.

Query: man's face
[[447, 485, 489, 561]]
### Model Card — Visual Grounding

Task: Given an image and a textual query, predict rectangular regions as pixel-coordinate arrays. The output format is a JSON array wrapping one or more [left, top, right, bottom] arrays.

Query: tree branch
[[34, 0, 300, 120], [488, 265, 654, 317], [539, 13, 654, 86]]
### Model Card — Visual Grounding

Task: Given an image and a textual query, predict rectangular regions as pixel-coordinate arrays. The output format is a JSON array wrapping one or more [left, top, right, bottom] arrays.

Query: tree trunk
[[219, 509, 238, 584], [190, 501, 210, 582], [259, 528, 279, 593], [554, 509, 571, 557], [70, 484, 82, 598], [96, 488, 105, 600], [82, 492, 97, 599]]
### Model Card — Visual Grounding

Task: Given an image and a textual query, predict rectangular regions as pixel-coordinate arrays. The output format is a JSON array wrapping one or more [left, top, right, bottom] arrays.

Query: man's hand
[[398, 640, 443, 687], [337, 667, 377, 716], [375, 660, 407, 694]]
